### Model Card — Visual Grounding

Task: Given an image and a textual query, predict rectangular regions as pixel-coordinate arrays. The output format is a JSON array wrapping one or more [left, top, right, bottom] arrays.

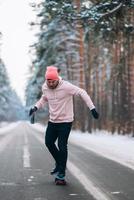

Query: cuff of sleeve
[[90, 106, 95, 110]]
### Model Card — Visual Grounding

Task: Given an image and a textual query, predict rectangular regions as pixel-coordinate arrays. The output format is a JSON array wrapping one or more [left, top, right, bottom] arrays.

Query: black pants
[[45, 121, 72, 174]]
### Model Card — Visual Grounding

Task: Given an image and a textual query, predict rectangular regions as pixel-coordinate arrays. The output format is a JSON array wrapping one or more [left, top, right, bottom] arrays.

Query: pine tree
[[25, 0, 134, 134]]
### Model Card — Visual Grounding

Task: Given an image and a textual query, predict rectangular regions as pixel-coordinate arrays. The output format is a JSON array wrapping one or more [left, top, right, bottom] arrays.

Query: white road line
[[68, 161, 112, 200], [33, 133, 113, 200], [23, 133, 30, 168], [23, 145, 30, 168]]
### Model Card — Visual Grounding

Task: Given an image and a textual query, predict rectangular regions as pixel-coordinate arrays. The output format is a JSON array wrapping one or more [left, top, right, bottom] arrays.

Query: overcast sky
[[0, 0, 37, 103]]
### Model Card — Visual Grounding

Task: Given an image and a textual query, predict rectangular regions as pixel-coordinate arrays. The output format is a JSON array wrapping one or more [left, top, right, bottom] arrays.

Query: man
[[29, 66, 99, 182]]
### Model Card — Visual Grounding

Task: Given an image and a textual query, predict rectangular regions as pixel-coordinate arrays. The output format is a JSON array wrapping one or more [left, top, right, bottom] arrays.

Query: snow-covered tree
[[0, 59, 25, 121], [25, 0, 134, 134]]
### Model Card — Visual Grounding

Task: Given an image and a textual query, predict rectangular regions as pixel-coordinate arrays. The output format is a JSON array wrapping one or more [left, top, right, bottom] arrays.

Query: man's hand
[[29, 106, 38, 116], [91, 108, 99, 119]]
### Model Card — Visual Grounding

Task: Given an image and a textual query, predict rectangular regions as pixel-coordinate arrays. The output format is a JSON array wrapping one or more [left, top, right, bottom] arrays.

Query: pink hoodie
[[35, 79, 95, 123]]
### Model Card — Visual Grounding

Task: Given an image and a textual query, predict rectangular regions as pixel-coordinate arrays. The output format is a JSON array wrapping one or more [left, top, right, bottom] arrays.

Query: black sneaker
[[50, 165, 59, 175]]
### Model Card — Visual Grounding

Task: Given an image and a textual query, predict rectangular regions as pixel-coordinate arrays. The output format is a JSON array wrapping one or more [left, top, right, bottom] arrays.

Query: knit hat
[[45, 66, 59, 80]]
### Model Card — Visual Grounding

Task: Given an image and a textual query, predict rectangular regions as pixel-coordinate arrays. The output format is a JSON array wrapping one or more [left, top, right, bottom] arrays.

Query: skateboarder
[[29, 66, 99, 184]]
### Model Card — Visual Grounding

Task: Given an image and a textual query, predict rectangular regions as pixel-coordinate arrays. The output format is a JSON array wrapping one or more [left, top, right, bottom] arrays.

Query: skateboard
[[55, 178, 66, 185]]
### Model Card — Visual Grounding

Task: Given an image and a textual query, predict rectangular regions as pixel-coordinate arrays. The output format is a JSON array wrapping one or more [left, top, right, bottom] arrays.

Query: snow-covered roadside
[[30, 122, 134, 171], [0, 121, 21, 134], [0, 122, 9, 128], [70, 130, 134, 171]]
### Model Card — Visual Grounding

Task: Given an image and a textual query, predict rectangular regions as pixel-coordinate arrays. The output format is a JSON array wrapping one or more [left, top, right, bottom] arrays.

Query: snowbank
[[0, 121, 21, 134]]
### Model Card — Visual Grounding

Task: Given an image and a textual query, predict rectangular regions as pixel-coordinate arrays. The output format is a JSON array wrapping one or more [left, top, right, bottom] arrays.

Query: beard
[[47, 81, 59, 89]]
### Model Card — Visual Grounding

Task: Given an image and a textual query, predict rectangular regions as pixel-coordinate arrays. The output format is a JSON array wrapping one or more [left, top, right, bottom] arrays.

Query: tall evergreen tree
[[0, 59, 25, 121], [26, 0, 134, 134]]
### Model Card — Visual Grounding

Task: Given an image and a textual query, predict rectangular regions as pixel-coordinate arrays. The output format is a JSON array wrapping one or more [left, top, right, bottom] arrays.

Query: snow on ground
[[70, 130, 134, 170], [0, 121, 21, 134], [30, 122, 134, 171], [0, 122, 8, 128]]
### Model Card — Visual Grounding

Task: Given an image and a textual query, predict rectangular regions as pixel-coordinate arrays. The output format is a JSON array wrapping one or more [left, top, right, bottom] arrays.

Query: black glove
[[91, 108, 99, 119], [29, 106, 37, 116]]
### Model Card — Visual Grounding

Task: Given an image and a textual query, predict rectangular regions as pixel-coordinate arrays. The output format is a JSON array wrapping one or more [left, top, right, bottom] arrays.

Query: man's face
[[46, 79, 59, 89]]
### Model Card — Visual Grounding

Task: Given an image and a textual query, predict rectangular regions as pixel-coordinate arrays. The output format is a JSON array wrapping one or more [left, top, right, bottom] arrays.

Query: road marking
[[23, 133, 30, 168], [68, 161, 112, 200], [111, 191, 121, 194], [0, 182, 17, 186], [33, 133, 113, 200], [23, 145, 30, 168]]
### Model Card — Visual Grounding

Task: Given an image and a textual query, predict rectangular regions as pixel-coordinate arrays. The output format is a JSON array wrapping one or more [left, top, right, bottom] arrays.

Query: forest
[[0, 29, 25, 121], [0, 58, 25, 122], [25, 0, 134, 135], [0, 0, 134, 135]]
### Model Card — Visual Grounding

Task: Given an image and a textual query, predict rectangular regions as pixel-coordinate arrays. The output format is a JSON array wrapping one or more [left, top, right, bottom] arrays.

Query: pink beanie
[[45, 66, 59, 80]]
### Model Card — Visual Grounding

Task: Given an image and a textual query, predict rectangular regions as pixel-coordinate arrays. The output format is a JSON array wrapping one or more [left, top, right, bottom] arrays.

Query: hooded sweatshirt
[[35, 79, 95, 123]]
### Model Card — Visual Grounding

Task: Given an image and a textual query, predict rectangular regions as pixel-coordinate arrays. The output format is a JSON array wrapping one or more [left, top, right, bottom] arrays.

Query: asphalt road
[[0, 122, 134, 200]]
